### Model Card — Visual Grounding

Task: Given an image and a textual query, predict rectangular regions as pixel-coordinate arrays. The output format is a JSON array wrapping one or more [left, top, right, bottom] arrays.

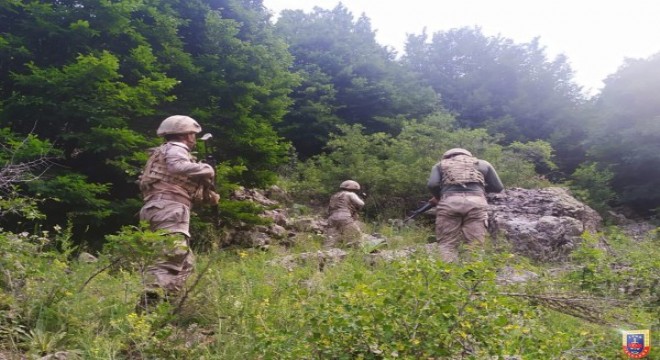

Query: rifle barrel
[[404, 202, 434, 222]]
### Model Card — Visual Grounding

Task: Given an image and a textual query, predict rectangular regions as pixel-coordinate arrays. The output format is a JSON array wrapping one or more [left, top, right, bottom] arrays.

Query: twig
[[79, 258, 122, 292], [171, 255, 215, 316], [500, 292, 627, 325]]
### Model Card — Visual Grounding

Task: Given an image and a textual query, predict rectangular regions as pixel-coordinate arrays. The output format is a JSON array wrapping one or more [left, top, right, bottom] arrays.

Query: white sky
[[262, 0, 660, 96]]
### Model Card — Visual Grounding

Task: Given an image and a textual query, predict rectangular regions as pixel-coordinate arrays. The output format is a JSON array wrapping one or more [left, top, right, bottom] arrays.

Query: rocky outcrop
[[487, 187, 602, 262], [225, 186, 605, 263], [222, 186, 327, 248], [270, 187, 603, 270]]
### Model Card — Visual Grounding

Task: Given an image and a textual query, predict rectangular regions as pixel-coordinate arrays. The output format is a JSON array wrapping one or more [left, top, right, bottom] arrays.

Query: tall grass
[[0, 224, 657, 359]]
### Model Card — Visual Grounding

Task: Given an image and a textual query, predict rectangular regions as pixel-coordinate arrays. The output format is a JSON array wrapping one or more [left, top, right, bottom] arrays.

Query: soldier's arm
[[348, 192, 365, 208], [427, 164, 442, 198], [165, 144, 214, 178], [479, 160, 504, 193]]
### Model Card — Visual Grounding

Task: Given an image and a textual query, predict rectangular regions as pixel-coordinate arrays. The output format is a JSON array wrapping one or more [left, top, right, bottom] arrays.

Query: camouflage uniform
[[324, 189, 365, 248], [427, 149, 503, 262], [138, 117, 217, 297]]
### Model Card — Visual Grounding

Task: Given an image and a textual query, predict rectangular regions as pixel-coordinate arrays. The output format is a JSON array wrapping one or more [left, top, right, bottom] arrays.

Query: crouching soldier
[[136, 115, 220, 311], [324, 180, 366, 248]]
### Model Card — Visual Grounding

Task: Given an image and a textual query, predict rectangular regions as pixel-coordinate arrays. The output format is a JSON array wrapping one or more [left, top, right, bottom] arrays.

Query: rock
[[487, 187, 602, 262], [496, 266, 540, 285], [366, 247, 417, 263], [224, 186, 606, 264], [220, 185, 333, 247], [38, 352, 77, 360], [77, 252, 97, 263], [361, 233, 387, 249], [230, 186, 278, 206], [619, 222, 657, 241], [262, 209, 288, 226], [267, 224, 287, 238], [271, 248, 349, 271], [289, 216, 327, 234], [264, 185, 292, 204], [224, 229, 272, 248], [607, 210, 633, 225]]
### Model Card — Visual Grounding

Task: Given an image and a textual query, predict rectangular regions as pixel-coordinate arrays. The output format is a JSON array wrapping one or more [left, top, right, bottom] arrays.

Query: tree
[[586, 53, 660, 213], [275, 4, 438, 157], [164, 0, 298, 186], [290, 113, 552, 219], [0, 0, 297, 240], [0, 0, 185, 234], [0, 129, 57, 222], [402, 27, 587, 175]]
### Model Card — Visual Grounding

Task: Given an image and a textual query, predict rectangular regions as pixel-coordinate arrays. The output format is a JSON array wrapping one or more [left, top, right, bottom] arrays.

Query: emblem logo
[[622, 330, 651, 359]]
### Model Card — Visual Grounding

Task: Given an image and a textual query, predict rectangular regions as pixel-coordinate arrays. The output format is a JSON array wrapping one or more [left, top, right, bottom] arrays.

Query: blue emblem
[[626, 334, 645, 355], [622, 330, 651, 359]]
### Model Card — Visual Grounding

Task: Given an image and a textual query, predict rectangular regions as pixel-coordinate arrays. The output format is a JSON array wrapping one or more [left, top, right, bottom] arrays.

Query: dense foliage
[[285, 114, 553, 219], [1, 4, 660, 358], [585, 53, 660, 214], [403, 27, 588, 175], [273, 4, 439, 158], [0, 223, 656, 358], [0, 0, 296, 241], [2, 0, 660, 243]]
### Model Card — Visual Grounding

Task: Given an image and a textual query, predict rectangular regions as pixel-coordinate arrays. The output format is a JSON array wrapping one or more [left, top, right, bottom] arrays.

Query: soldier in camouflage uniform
[[324, 180, 366, 248], [427, 148, 503, 262], [137, 115, 219, 310]]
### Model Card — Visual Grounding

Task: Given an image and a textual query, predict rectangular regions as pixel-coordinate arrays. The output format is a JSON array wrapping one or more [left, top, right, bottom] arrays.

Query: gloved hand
[[207, 190, 220, 205], [193, 185, 220, 205], [360, 192, 368, 199]]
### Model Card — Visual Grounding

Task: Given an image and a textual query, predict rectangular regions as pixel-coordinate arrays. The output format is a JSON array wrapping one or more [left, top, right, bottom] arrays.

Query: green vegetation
[[285, 116, 552, 219], [0, 224, 656, 358], [2, 0, 660, 240], [1, 0, 660, 357]]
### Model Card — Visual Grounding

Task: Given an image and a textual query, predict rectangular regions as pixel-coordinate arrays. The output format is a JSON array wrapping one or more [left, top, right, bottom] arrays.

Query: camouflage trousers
[[435, 192, 489, 262], [324, 215, 363, 248], [139, 199, 194, 295], [144, 234, 194, 295]]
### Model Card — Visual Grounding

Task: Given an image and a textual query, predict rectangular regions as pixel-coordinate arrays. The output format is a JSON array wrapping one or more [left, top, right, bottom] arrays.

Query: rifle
[[403, 201, 435, 223], [199, 133, 220, 228], [199, 133, 215, 166]]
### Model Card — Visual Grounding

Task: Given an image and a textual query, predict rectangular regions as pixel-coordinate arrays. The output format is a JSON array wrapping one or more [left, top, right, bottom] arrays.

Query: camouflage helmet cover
[[442, 148, 473, 159], [339, 180, 361, 190], [156, 115, 202, 136]]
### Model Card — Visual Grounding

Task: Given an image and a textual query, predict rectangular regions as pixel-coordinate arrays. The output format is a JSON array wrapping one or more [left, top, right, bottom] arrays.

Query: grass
[[0, 224, 657, 359]]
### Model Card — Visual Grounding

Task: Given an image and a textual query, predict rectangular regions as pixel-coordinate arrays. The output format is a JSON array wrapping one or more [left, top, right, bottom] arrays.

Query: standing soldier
[[427, 148, 503, 262], [324, 180, 366, 248], [137, 115, 219, 310]]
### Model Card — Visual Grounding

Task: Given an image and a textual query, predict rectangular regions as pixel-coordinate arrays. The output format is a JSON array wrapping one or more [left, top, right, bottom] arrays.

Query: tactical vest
[[439, 154, 485, 186], [139, 143, 200, 196], [328, 191, 360, 217]]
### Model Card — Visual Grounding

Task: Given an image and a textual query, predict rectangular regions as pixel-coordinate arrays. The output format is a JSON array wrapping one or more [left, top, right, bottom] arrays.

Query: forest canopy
[[1, 0, 660, 243]]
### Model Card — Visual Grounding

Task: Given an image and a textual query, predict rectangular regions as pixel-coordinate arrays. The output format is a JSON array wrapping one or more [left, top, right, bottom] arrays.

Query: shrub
[[286, 116, 554, 219]]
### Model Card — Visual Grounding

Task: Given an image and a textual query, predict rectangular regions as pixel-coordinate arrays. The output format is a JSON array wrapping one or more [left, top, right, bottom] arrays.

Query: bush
[[568, 162, 616, 214], [0, 224, 656, 358], [286, 115, 554, 220]]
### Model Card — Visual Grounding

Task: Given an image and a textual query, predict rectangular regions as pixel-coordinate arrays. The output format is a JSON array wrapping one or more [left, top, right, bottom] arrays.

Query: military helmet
[[442, 148, 472, 159], [339, 180, 361, 190], [156, 115, 202, 136]]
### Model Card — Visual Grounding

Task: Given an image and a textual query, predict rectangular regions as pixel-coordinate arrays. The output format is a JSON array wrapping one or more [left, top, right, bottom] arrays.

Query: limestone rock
[[487, 187, 602, 262]]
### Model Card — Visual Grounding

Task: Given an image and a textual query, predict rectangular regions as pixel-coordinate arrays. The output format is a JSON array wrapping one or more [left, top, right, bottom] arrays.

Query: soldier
[[324, 180, 366, 248], [137, 115, 219, 311], [427, 148, 503, 262]]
